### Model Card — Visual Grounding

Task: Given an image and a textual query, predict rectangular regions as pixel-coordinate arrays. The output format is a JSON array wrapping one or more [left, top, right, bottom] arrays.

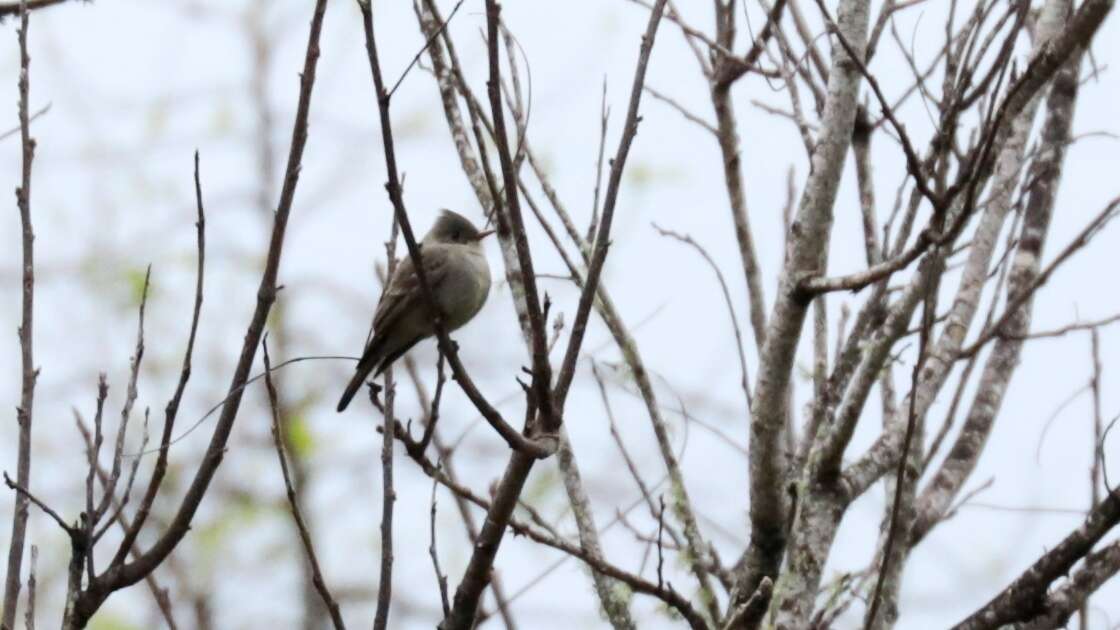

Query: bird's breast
[[440, 247, 491, 331]]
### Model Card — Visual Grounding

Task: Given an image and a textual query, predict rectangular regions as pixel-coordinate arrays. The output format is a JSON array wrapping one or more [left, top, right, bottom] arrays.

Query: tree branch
[[952, 490, 1120, 630], [75, 3, 330, 623], [2, 6, 37, 625], [262, 341, 345, 630], [442, 2, 671, 627]]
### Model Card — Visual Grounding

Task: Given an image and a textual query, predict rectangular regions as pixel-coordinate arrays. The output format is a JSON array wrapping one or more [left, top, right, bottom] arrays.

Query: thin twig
[[2, 472, 72, 535], [653, 223, 752, 410], [414, 351, 447, 455], [590, 79, 610, 241], [0, 102, 47, 142], [391, 425, 708, 629], [812, 0, 940, 211], [372, 162, 401, 630], [94, 269, 149, 528], [442, 1, 673, 627], [83, 376, 108, 585], [553, 0, 668, 406], [94, 409, 149, 544], [75, 414, 180, 629], [387, 0, 465, 100], [428, 474, 451, 618], [656, 496, 666, 591], [2, 6, 38, 625], [400, 354, 521, 630], [1007, 312, 1120, 340], [960, 196, 1120, 358], [263, 340, 345, 630], [644, 85, 717, 134], [111, 150, 206, 567]]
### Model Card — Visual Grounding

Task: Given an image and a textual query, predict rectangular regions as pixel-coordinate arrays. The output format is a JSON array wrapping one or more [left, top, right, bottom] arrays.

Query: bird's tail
[[337, 349, 382, 412], [337, 334, 424, 412]]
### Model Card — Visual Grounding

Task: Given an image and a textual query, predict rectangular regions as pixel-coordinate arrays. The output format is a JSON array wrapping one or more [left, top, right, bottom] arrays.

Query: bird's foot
[[365, 381, 385, 413]]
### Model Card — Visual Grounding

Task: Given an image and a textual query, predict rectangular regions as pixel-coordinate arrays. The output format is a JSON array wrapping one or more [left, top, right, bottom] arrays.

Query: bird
[[337, 209, 493, 412]]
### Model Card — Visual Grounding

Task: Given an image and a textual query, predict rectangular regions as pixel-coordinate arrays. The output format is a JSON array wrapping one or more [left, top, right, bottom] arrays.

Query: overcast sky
[[1, 1, 1118, 628]]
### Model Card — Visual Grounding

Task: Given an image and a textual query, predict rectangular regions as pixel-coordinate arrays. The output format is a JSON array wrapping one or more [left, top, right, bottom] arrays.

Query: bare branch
[[387, 0, 465, 100], [2, 472, 72, 536], [553, 0, 668, 406], [482, 1, 557, 435], [262, 341, 345, 630], [736, 0, 872, 605], [0, 102, 47, 142], [372, 188, 401, 630], [865, 264, 937, 629], [644, 85, 717, 135], [111, 150, 206, 568], [400, 356, 521, 629], [427, 475, 450, 619], [441, 4, 673, 624], [721, 577, 772, 630], [1008, 312, 1120, 340], [0, 0, 80, 18], [959, 196, 1120, 358], [711, 0, 786, 89], [77, 3, 331, 623], [1018, 541, 1120, 630], [93, 269, 149, 528], [952, 490, 1120, 630], [653, 223, 751, 409], [76, 417, 186, 629], [391, 422, 710, 630], [914, 33, 1091, 546], [3, 7, 38, 625], [709, 0, 771, 350], [588, 80, 610, 241]]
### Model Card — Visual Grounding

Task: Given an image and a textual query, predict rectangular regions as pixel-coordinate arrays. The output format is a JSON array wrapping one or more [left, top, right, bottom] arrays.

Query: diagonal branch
[[1017, 540, 1120, 630], [77, 4, 331, 625], [957, 195, 1120, 359], [951, 490, 1120, 630]]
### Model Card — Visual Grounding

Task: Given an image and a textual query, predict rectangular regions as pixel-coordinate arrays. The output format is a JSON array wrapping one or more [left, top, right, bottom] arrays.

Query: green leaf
[[286, 413, 315, 458], [524, 466, 558, 504], [627, 161, 655, 187], [90, 611, 143, 630]]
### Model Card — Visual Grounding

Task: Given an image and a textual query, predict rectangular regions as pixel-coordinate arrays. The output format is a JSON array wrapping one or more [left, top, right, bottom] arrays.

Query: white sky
[[0, 1, 1118, 628]]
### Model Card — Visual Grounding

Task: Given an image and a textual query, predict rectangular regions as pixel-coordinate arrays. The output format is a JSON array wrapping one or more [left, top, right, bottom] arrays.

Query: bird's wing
[[372, 250, 449, 333]]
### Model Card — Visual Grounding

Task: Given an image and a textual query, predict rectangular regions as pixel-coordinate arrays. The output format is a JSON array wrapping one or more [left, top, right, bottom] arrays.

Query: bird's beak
[[475, 229, 496, 241]]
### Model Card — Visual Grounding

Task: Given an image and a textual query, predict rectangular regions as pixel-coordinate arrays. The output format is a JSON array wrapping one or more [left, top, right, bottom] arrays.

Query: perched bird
[[337, 210, 493, 412]]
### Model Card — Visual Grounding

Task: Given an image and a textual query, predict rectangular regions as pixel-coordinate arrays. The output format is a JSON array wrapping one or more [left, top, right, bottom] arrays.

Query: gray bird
[[337, 210, 493, 412]]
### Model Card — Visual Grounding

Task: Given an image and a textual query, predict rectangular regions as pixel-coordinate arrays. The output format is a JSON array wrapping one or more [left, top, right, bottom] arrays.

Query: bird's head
[[424, 209, 494, 246]]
